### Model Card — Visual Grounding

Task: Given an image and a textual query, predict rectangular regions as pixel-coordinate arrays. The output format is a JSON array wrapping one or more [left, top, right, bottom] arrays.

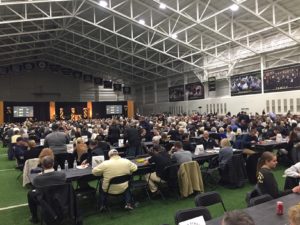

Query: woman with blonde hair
[[74, 137, 88, 164], [288, 204, 300, 225]]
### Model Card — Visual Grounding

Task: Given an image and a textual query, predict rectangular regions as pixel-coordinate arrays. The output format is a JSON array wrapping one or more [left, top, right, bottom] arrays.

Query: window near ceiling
[[266, 100, 270, 113], [277, 99, 281, 113], [284, 99, 287, 112], [271, 100, 275, 113], [290, 99, 294, 112], [297, 99, 300, 112]]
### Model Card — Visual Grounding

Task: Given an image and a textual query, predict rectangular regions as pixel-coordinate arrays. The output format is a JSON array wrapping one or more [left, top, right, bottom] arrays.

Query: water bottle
[[73, 160, 77, 169], [64, 160, 68, 171], [57, 165, 61, 171]]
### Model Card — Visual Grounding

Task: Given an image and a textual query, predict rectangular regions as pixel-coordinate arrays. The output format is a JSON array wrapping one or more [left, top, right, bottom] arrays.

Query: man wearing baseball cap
[[92, 149, 137, 210]]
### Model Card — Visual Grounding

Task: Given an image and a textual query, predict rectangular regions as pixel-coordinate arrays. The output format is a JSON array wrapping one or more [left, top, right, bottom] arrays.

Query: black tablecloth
[[206, 193, 300, 225]]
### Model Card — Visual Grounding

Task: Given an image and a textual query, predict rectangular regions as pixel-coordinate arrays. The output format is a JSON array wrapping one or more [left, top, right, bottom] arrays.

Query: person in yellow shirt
[[92, 149, 137, 210]]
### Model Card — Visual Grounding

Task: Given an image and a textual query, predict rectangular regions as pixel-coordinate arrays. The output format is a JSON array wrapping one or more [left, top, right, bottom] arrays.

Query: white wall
[[135, 77, 300, 116]]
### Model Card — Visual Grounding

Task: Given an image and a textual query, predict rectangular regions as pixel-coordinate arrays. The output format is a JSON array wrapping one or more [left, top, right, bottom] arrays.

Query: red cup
[[276, 201, 283, 215]]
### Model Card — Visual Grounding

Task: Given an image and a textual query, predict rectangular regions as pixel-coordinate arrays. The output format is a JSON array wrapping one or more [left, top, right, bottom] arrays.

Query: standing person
[[124, 122, 142, 157], [257, 152, 300, 198], [107, 120, 121, 145], [44, 123, 70, 169], [92, 149, 137, 210]]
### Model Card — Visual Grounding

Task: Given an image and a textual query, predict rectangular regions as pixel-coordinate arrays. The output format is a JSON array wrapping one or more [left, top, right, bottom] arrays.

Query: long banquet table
[[206, 193, 300, 225], [29, 150, 239, 183]]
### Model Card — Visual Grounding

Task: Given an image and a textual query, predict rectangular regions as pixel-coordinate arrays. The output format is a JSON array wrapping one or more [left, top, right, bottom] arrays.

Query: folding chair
[[174, 207, 212, 225], [37, 183, 80, 225], [131, 166, 154, 201], [248, 194, 273, 207], [194, 191, 226, 212], [98, 174, 132, 212]]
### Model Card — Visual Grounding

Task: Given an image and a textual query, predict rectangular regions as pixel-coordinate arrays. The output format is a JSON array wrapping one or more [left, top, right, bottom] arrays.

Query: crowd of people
[[2, 111, 300, 224]]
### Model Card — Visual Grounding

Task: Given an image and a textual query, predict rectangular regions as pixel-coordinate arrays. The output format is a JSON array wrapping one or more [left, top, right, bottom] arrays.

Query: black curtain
[[4, 102, 49, 122], [92, 101, 127, 118]]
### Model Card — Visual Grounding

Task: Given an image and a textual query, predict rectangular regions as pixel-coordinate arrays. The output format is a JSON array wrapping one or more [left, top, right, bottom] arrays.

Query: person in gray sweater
[[44, 123, 70, 169], [170, 141, 192, 164]]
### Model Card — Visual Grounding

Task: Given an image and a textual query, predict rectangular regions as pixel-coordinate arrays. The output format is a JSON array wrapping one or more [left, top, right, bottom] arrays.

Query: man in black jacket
[[124, 122, 142, 157], [27, 156, 66, 223]]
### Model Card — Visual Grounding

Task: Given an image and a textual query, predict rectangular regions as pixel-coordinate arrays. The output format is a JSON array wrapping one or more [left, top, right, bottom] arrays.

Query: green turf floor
[[0, 146, 287, 225]]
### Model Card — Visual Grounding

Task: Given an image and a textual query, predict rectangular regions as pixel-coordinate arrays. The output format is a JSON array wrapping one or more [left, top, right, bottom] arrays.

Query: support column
[[261, 55, 265, 94], [49, 101, 55, 121], [87, 101, 93, 119], [127, 100, 134, 118], [0, 101, 3, 124]]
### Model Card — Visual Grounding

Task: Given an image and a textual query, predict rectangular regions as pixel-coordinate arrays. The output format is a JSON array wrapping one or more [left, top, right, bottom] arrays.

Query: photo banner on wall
[[169, 85, 184, 102], [185, 82, 204, 100], [264, 64, 300, 93], [231, 71, 262, 96]]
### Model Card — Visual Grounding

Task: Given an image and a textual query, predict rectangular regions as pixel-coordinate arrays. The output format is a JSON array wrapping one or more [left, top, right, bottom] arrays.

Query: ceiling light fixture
[[171, 33, 178, 39], [159, 3, 166, 9], [138, 19, 145, 25], [99, 0, 108, 7], [230, 4, 239, 11]]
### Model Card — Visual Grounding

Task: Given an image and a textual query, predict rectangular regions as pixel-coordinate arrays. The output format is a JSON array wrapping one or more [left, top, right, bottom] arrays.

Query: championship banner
[[264, 64, 300, 93], [185, 82, 204, 100], [169, 85, 184, 102], [231, 71, 262, 96]]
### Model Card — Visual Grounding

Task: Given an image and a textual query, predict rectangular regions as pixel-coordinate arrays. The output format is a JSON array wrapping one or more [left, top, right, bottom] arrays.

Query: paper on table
[[66, 144, 74, 153], [178, 215, 206, 225]]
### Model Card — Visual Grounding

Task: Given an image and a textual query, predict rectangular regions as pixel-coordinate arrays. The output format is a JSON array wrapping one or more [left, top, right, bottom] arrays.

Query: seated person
[[95, 135, 110, 158], [267, 127, 282, 140], [219, 127, 227, 139], [257, 152, 300, 198], [181, 133, 195, 152], [144, 144, 172, 194], [152, 135, 161, 145], [170, 141, 192, 164], [27, 156, 66, 223], [159, 133, 173, 152], [243, 127, 258, 149], [218, 138, 233, 170], [168, 124, 181, 141], [92, 149, 137, 210], [284, 162, 300, 189], [24, 140, 42, 161], [226, 126, 236, 143], [222, 210, 255, 225], [74, 137, 88, 165], [288, 204, 300, 225], [31, 148, 55, 174], [199, 131, 218, 150], [14, 137, 27, 159], [82, 139, 105, 165]]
